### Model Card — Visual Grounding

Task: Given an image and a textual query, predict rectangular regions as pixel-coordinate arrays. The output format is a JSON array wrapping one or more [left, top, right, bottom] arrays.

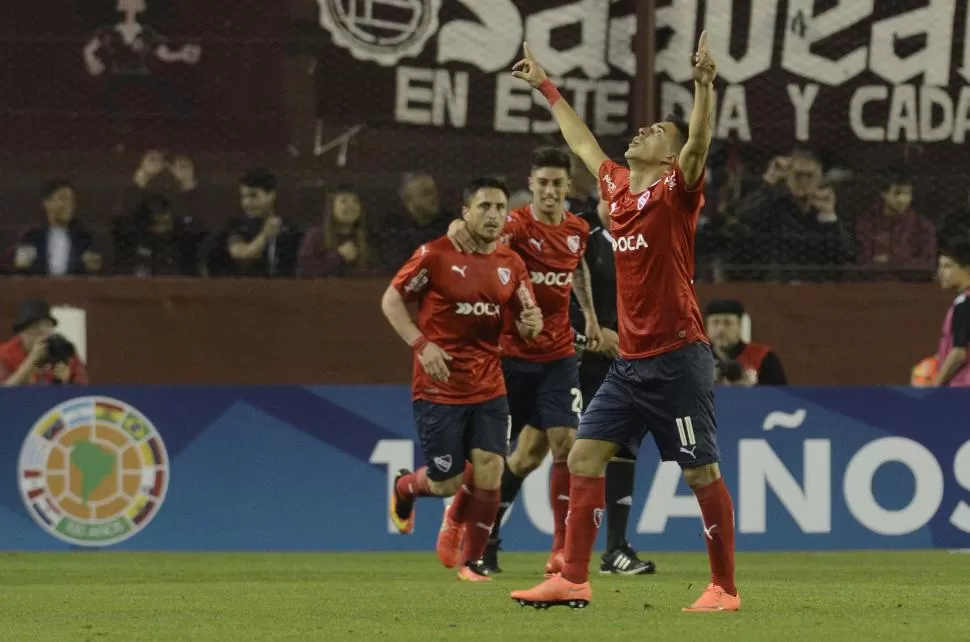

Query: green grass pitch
[[0, 551, 967, 641]]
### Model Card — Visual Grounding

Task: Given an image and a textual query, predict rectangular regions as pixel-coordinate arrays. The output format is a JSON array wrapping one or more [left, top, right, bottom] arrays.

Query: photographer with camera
[[706, 299, 787, 386], [0, 300, 88, 386]]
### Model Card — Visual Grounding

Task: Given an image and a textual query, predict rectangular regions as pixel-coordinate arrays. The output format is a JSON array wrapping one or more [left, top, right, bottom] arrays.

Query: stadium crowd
[[3, 147, 969, 282]]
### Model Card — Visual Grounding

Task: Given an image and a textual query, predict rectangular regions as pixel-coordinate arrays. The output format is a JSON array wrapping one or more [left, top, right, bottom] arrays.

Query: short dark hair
[[530, 147, 571, 173], [462, 177, 510, 206], [941, 236, 970, 268], [881, 168, 912, 190], [240, 168, 277, 193], [664, 114, 690, 150], [40, 179, 73, 201]]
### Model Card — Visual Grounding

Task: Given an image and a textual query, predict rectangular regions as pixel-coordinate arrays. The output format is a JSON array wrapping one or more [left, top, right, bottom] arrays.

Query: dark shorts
[[413, 396, 510, 482], [503, 355, 581, 441], [578, 342, 719, 468], [579, 351, 637, 461]]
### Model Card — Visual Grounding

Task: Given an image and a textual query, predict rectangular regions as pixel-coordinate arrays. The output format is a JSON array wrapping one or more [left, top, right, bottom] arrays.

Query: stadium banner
[[315, 0, 970, 146], [0, 0, 286, 150], [1, 386, 968, 552]]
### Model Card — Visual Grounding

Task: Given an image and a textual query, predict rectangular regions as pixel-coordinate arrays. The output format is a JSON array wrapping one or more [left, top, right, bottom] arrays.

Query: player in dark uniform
[[934, 237, 970, 387], [445, 148, 603, 576], [381, 178, 543, 581], [570, 198, 656, 576], [510, 33, 741, 612]]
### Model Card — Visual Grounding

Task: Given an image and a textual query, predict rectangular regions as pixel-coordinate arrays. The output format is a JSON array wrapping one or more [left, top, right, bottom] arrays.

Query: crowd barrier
[[2, 386, 967, 552], [0, 279, 955, 385]]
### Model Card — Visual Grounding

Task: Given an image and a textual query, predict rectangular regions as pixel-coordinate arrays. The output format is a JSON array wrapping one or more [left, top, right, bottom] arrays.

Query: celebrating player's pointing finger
[[511, 42, 548, 89]]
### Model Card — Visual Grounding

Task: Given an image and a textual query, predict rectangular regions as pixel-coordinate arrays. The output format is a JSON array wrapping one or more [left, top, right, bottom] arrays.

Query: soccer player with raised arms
[[509, 32, 741, 612]]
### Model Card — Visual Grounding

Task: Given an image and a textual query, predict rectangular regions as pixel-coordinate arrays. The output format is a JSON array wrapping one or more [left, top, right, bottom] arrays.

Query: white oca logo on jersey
[[531, 271, 572, 287], [455, 302, 500, 316], [612, 233, 648, 253]]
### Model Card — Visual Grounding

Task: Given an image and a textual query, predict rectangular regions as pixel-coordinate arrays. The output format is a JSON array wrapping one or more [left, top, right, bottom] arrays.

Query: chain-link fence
[[0, 0, 967, 281]]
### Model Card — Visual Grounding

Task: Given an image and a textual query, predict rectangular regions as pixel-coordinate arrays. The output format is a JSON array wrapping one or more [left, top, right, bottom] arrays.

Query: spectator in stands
[[168, 154, 214, 234], [855, 172, 936, 278], [0, 299, 88, 386], [116, 152, 212, 232], [372, 173, 452, 272], [13, 180, 102, 276], [705, 299, 787, 386], [732, 151, 854, 281], [112, 192, 205, 276], [205, 169, 301, 277], [297, 185, 370, 277], [116, 150, 170, 221]]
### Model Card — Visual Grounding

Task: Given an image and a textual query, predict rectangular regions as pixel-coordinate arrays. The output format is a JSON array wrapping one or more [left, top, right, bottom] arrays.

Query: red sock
[[461, 487, 500, 564], [447, 464, 476, 523], [561, 474, 605, 584], [550, 461, 570, 552], [693, 477, 737, 595], [395, 466, 433, 501]]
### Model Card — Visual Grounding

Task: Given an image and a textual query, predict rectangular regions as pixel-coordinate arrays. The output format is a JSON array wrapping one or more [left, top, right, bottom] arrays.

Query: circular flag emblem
[[18, 396, 169, 547]]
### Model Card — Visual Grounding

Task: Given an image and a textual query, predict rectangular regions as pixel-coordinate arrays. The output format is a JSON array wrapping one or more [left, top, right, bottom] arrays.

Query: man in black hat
[[705, 299, 787, 386], [0, 300, 88, 386]]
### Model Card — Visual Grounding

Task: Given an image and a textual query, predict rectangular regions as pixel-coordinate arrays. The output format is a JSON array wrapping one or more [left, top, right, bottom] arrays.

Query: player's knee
[[508, 449, 543, 476], [428, 475, 464, 497], [683, 462, 721, 490], [547, 427, 576, 461], [470, 450, 504, 490], [566, 439, 614, 477], [508, 427, 548, 475]]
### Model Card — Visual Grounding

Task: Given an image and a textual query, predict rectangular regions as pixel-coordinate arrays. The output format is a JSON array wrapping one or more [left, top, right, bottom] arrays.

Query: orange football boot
[[510, 575, 591, 609], [436, 506, 464, 568], [682, 583, 741, 612], [389, 469, 415, 535]]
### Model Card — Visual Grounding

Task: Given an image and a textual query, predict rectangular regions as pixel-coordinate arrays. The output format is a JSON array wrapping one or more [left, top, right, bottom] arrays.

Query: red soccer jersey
[[498, 205, 589, 362], [391, 236, 536, 404], [598, 160, 709, 359]]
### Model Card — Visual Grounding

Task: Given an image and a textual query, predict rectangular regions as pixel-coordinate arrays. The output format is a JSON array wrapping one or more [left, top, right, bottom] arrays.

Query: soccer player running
[[382, 178, 543, 581], [509, 32, 741, 612], [444, 147, 604, 576]]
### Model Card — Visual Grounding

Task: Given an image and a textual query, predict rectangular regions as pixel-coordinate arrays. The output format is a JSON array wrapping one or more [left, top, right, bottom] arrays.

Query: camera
[[44, 333, 77, 366], [715, 358, 744, 384]]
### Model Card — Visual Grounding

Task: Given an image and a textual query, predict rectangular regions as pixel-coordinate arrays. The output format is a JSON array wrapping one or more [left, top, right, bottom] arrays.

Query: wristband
[[538, 79, 562, 107], [411, 335, 429, 353]]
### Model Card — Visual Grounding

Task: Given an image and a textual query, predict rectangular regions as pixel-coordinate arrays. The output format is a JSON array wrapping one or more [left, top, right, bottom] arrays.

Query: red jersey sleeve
[[598, 160, 629, 201], [665, 163, 706, 212], [389, 244, 434, 303]]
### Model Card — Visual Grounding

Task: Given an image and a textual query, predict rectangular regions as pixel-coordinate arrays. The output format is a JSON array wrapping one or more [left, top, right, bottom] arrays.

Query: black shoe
[[481, 538, 503, 574], [461, 560, 492, 579], [600, 542, 656, 575]]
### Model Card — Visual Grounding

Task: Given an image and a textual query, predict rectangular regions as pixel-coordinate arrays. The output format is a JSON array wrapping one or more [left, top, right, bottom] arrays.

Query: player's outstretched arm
[[513, 43, 608, 178], [679, 31, 716, 188]]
